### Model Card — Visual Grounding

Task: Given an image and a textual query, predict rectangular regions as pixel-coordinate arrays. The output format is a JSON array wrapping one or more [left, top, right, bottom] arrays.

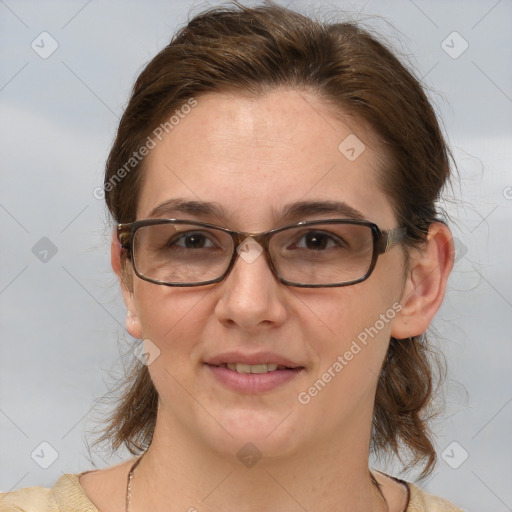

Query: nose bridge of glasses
[[231, 230, 271, 252], [227, 232, 277, 280]]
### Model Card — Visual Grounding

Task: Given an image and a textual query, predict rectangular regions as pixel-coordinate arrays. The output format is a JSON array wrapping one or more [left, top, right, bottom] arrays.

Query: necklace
[[125, 456, 408, 512], [126, 454, 144, 512]]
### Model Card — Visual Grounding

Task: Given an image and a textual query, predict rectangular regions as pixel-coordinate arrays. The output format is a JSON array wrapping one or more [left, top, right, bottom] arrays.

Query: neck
[[129, 408, 388, 512]]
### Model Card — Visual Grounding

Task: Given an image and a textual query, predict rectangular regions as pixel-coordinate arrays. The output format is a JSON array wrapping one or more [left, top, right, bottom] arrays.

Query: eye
[[171, 231, 217, 249], [294, 230, 344, 250]]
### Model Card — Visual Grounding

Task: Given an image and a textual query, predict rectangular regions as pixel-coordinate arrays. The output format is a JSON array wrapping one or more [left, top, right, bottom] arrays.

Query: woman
[[1, 2, 462, 511]]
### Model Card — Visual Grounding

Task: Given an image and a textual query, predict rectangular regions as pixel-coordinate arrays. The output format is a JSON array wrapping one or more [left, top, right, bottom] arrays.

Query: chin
[[201, 408, 305, 464]]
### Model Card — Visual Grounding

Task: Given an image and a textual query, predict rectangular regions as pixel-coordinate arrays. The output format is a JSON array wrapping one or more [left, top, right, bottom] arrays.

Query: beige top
[[0, 473, 465, 511]]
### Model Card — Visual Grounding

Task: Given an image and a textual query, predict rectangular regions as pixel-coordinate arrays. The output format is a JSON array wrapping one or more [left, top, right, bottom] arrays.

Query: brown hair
[[100, 1, 451, 477]]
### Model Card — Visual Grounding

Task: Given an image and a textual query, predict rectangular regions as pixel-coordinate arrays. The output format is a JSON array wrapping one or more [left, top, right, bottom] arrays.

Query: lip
[[205, 364, 304, 393], [204, 351, 302, 368], [204, 351, 305, 393]]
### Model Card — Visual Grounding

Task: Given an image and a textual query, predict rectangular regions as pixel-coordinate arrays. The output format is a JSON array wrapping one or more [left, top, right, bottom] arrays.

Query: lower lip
[[205, 364, 304, 393]]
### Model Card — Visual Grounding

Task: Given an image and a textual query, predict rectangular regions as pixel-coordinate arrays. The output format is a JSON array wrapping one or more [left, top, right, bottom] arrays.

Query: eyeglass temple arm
[[382, 226, 407, 252], [117, 224, 132, 249]]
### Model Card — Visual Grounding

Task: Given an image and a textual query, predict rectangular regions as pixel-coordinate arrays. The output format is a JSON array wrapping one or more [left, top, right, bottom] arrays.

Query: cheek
[[307, 278, 404, 374], [133, 284, 211, 354], [288, 288, 402, 437]]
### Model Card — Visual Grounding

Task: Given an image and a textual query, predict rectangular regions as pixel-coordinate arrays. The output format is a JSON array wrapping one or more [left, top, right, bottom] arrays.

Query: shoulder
[[0, 484, 54, 511], [0, 474, 97, 512], [77, 459, 133, 512], [374, 471, 465, 512], [0, 459, 134, 512], [407, 482, 466, 512]]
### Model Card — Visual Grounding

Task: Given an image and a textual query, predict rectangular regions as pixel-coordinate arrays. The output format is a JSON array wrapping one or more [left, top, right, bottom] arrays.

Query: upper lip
[[205, 351, 303, 369]]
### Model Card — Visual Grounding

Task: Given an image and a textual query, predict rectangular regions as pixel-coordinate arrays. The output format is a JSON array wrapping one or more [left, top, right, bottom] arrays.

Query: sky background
[[1, 1, 511, 511]]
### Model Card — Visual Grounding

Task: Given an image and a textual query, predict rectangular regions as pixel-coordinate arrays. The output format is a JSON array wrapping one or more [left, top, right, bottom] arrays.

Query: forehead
[[137, 89, 396, 229]]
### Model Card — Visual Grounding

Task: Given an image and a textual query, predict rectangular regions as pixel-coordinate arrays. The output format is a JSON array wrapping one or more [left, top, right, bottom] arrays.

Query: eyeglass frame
[[117, 218, 407, 288]]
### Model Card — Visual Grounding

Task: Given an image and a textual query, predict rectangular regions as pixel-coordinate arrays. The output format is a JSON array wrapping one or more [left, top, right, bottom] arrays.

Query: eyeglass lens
[[131, 222, 375, 286]]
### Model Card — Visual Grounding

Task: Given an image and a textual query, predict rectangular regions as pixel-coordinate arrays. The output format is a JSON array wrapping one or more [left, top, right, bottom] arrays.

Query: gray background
[[1, 1, 511, 511]]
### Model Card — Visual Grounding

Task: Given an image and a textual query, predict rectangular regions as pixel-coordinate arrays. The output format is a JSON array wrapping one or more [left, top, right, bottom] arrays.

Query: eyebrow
[[279, 200, 365, 222], [146, 198, 366, 223], [147, 198, 226, 219]]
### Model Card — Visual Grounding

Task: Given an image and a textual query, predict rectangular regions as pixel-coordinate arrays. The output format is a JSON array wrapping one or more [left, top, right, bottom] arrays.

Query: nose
[[214, 238, 288, 331]]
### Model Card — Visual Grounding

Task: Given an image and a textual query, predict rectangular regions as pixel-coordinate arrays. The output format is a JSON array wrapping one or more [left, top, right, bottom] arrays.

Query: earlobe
[[391, 222, 454, 340], [126, 310, 143, 339], [111, 231, 143, 339]]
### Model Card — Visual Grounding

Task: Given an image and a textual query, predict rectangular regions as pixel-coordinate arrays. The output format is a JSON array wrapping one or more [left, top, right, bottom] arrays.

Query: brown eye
[[294, 231, 344, 251], [171, 232, 216, 249]]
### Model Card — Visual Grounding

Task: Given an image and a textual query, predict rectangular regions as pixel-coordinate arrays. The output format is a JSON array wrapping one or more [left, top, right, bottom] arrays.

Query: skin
[[81, 89, 453, 512]]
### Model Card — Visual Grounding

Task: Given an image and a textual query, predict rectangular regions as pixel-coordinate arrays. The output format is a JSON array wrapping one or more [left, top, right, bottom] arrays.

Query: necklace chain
[[125, 455, 406, 512], [126, 454, 144, 512]]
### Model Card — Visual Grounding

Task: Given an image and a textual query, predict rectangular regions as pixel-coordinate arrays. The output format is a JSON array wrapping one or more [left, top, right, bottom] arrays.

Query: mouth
[[207, 362, 301, 374], [204, 354, 305, 393]]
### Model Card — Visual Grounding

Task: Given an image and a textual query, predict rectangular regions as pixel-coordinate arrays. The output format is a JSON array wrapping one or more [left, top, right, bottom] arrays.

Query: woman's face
[[123, 89, 408, 459]]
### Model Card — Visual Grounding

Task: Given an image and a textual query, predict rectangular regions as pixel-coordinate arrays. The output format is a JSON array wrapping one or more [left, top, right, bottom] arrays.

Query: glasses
[[117, 219, 406, 288]]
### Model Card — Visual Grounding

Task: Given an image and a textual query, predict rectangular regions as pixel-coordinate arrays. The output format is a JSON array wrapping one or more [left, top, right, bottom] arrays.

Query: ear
[[111, 231, 143, 339], [391, 222, 454, 339]]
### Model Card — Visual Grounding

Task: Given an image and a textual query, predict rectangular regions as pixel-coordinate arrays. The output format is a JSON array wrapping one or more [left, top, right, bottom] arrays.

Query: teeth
[[225, 363, 280, 373]]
